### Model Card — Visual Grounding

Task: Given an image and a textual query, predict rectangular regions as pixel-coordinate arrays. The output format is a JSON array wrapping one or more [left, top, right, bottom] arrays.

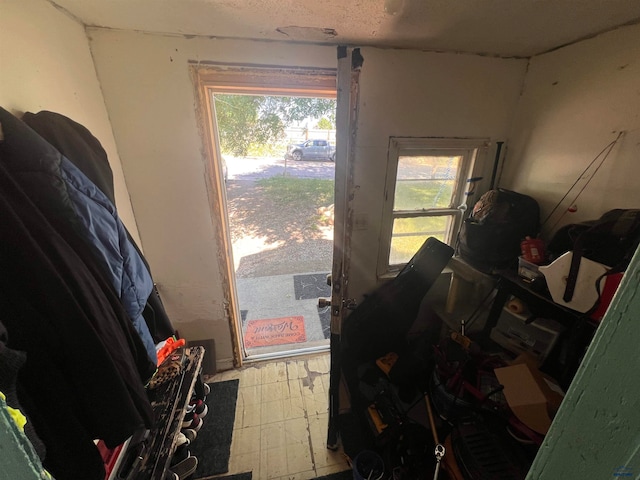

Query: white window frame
[[378, 137, 490, 278]]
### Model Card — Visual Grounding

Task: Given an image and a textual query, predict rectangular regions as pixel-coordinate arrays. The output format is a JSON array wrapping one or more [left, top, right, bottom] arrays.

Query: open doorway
[[220, 93, 336, 359], [194, 65, 338, 362]]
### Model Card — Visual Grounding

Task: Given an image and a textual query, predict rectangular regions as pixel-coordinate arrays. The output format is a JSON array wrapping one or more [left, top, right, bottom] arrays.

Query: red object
[[244, 316, 306, 348], [520, 236, 546, 265], [97, 440, 125, 479], [590, 272, 624, 322], [156, 337, 186, 366]]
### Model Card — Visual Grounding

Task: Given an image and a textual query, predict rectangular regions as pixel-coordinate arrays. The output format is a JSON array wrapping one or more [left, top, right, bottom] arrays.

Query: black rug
[[293, 273, 332, 339], [314, 469, 352, 480], [191, 379, 240, 478], [203, 473, 252, 480], [293, 273, 331, 300]]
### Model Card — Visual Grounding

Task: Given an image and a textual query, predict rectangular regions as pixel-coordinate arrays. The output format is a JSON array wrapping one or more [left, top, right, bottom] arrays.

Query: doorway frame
[[191, 62, 337, 366]]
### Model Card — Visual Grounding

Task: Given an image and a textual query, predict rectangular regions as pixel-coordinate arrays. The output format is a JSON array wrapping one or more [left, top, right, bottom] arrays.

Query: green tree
[[214, 94, 336, 156], [214, 95, 284, 156], [316, 117, 334, 129]]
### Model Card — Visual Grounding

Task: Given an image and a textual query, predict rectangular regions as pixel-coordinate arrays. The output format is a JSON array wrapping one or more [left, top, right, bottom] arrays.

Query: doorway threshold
[[243, 343, 330, 364]]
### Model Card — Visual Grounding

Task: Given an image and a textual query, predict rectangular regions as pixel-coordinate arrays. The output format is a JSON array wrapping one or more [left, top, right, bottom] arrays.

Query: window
[[378, 137, 489, 276]]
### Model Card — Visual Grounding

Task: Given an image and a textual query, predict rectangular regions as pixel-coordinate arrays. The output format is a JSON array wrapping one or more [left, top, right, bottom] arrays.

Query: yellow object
[[367, 405, 388, 434], [0, 391, 27, 431], [450, 331, 472, 350]]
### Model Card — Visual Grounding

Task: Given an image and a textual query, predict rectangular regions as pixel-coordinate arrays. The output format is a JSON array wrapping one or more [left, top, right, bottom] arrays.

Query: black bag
[[547, 209, 640, 271], [457, 189, 540, 272]]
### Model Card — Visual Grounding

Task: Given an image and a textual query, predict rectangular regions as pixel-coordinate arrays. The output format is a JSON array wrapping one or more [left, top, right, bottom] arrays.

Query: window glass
[[389, 216, 452, 264], [378, 137, 487, 276], [394, 155, 461, 210]]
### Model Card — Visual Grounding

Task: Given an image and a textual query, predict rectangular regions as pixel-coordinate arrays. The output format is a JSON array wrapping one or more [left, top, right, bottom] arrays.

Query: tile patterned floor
[[209, 353, 350, 480]]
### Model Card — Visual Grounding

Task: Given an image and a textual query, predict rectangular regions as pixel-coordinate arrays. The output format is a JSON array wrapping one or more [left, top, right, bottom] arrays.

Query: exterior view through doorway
[[195, 65, 337, 362]]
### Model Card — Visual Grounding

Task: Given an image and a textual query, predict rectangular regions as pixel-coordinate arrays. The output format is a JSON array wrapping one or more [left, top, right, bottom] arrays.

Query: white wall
[[0, 0, 141, 245], [501, 23, 640, 238], [87, 30, 528, 364], [348, 48, 528, 298], [87, 30, 337, 368]]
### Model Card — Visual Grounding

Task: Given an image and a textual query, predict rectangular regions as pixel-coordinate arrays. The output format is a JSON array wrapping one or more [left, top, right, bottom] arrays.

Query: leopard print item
[[147, 351, 184, 390]]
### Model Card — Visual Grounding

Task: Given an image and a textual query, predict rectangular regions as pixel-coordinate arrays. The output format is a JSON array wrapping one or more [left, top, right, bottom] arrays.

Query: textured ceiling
[[51, 0, 640, 57]]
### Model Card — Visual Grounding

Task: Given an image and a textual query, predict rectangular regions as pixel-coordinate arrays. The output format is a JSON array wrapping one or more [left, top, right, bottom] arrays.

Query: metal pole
[[489, 141, 504, 190]]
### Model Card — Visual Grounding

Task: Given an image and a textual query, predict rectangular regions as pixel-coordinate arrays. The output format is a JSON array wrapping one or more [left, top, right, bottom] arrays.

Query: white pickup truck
[[285, 139, 336, 162]]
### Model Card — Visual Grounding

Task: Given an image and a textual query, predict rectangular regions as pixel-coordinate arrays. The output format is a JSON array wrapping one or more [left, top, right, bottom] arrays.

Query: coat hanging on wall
[[0, 108, 160, 480]]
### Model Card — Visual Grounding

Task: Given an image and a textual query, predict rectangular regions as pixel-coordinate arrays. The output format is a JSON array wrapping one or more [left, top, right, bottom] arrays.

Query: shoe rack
[[106, 346, 205, 480]]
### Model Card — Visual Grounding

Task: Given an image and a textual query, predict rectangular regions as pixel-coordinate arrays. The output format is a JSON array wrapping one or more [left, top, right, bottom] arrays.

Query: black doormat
[[191, 379, 239, 478], [314, 469, 352, 480], [293, 273, 332, 339], [293, 273, 331, 300], [202, 472, 252, 480]]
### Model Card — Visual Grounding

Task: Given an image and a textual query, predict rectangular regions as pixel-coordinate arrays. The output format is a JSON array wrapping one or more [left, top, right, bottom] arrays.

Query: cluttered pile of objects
[[460, 189, 639, 320], [331, 189, 640, 480], [336, 237, 551, 480]]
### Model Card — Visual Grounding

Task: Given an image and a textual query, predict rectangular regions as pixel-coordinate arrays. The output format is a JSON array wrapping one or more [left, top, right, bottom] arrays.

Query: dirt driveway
[[225, 168, 334, 278]]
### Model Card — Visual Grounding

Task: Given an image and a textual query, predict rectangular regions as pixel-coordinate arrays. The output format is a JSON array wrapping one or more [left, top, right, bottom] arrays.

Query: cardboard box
[[494, 354, 564, 435]]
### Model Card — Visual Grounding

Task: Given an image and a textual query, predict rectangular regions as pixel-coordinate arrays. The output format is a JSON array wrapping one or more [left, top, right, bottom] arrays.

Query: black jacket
[[0, 151, 154, 480]]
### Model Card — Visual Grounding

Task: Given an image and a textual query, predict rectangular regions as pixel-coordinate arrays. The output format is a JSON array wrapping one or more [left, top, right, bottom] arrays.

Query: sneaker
[[170, 445, 190, 466], [190, 414, 203, 432], [197, 403, 208, 419], [189, 399, 208, 419], [181, 412, 197, 429], [170, 456, 198, 480], [175, 432, 190, 448], [191, 381, 209, 402], [182, 428, 197, 443]]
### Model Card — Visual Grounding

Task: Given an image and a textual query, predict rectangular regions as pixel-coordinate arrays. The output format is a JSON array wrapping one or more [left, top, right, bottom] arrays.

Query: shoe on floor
[[182, 411, 204, 430], [181, 428, 197, 443], [181, 412, 196, 429], [170, 445, 190, 466], [190, 414, 203, 432], [176, 432, 190, 448], [189, 399, 208, 419], [170, 456, 198, 480]]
